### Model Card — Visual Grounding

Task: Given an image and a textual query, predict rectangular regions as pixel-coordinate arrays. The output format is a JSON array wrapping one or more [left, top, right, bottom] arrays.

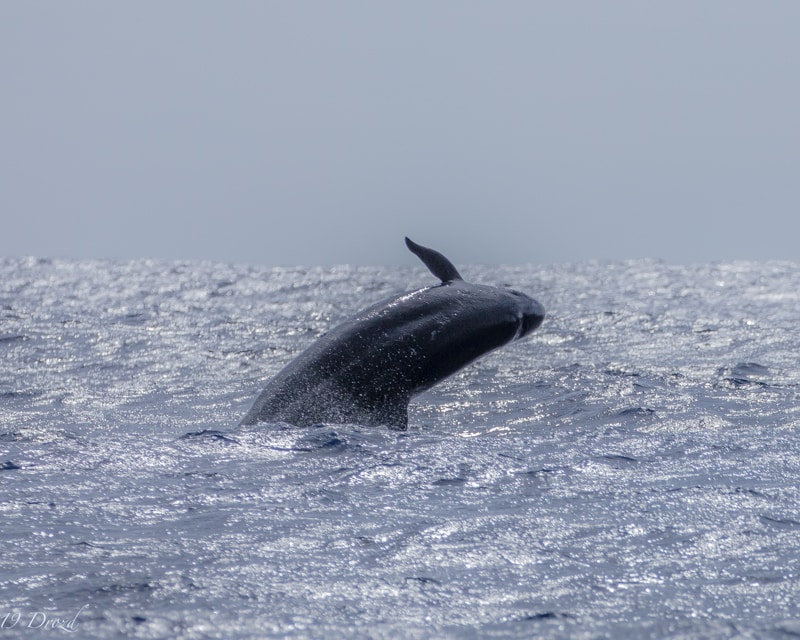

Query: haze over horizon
[[3, 2, 798, 267]]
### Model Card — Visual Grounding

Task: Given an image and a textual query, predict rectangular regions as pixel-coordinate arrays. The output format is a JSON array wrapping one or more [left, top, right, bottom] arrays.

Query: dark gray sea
[[1, 258, 799, 639]]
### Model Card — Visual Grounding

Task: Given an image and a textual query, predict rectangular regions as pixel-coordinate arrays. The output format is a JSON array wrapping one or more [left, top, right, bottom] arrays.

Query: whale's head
[[386, 279, 544, 396]]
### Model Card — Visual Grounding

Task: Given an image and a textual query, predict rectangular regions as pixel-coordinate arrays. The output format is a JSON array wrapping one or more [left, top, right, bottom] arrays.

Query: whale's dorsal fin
[[405, 237, 463, 283]]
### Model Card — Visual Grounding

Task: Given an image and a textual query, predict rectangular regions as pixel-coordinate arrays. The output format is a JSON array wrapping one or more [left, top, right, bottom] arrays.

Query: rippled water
[[1, 258, 799, 639]]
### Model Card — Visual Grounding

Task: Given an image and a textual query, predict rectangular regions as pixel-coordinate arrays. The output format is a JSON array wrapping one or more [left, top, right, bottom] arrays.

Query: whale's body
[[241, 238, 544, 429]]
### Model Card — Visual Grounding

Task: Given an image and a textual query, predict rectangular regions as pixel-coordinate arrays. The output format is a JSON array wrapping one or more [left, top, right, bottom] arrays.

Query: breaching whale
[[241, 238, 545, 429]]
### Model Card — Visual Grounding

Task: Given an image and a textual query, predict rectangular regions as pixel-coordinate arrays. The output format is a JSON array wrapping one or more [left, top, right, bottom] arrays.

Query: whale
[[241, 237, 545, 429]]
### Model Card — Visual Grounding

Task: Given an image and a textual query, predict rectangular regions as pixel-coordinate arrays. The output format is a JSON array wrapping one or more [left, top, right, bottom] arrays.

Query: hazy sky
[[2, 2, 798, 266]]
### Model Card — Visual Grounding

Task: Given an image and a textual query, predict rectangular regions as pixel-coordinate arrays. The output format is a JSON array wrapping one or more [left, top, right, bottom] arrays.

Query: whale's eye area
[[507, 289, 545, 338], [520, 308, 545, 336]]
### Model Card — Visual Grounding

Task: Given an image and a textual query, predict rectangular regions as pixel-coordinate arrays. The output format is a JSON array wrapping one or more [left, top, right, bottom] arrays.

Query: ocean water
[[1, 257, 799, 639]]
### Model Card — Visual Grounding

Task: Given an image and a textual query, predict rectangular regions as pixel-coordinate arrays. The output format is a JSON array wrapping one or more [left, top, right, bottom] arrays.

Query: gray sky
[[2, 2, 798, 266]]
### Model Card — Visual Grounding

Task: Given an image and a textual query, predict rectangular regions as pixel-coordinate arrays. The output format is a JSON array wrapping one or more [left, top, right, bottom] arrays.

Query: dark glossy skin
[[241, 239, 545, 429]]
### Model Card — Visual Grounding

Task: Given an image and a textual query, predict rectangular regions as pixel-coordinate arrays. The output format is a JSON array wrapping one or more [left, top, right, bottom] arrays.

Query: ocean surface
[[1, 257, 799, 639]]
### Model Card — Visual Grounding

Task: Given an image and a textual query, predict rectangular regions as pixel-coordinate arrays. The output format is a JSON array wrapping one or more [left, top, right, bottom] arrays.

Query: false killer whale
[[241, 238, 545, 429]]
